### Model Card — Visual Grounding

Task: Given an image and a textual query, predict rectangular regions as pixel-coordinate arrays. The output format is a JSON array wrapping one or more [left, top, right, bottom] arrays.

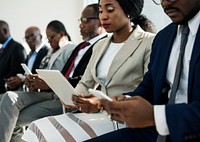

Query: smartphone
[[21, 63, 32, 75], [88, 89, 112, 101]]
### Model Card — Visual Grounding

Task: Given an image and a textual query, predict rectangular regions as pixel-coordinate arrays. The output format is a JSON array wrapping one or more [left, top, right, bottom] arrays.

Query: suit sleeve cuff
[[154, 105, 169, 136]]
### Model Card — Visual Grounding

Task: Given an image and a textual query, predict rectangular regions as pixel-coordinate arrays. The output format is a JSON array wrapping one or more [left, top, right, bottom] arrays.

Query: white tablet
[[21, 63, 32, 75], [36, 69, 80, 106], [88, 89, 112, 101]]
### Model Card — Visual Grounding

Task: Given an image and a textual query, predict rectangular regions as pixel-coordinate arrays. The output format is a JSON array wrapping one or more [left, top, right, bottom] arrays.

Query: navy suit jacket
[[126, 23, 200, 142], [0, 39, 27, 93], [26, 45, 49, 74]]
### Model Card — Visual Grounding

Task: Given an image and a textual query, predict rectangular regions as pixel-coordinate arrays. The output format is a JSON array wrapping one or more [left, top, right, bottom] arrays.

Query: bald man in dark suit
[[0, 20, 26, 94]]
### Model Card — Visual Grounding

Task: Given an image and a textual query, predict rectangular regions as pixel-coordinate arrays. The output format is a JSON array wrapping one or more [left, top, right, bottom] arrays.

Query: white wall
[[0, 0, 171, 52], [0, 0, 85, 52], [143, 0, 171, 32]]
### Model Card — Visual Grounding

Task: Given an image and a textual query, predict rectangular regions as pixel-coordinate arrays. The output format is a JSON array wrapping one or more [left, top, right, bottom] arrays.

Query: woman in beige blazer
[[75, 25, 154, 98], [22, 0, 156, 141], [73, 6, 155, 113]]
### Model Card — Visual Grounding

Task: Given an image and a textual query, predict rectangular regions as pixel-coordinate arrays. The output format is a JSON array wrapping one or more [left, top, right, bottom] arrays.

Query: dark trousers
[[85, 127, 158, 142]]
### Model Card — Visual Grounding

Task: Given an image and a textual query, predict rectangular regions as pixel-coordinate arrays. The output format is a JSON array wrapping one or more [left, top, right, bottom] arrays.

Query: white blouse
[[97, 42, 124, 84]]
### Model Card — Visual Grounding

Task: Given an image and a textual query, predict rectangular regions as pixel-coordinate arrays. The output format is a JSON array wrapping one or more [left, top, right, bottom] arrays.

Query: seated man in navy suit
[[86, 0, 200, 142], [5, 26, 49, 91]]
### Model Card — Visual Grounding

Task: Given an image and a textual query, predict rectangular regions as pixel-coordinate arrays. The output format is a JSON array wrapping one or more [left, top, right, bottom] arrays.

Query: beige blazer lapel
[[106, 26, 144, 85]]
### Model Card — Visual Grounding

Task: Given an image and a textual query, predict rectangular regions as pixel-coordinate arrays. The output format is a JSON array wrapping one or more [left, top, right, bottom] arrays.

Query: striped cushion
[[22, 111, 126, 142]]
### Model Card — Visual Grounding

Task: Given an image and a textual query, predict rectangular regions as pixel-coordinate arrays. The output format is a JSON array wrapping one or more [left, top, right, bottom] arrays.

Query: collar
[[34, 42, 46, 53], [188, 10, 200, 36], [87, 33, 107, 45], [178, 10, 200, 36], [2, 37, 12, 48]]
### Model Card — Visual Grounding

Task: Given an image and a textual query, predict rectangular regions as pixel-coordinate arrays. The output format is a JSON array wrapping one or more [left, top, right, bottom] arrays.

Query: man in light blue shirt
[[5, 26, 49, 91]]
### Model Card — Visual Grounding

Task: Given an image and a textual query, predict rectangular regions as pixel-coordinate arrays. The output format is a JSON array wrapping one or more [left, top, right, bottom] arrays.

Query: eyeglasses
[[152, 0, 177, 5], [78, 17, 99, 24], [47, 34, 56, 42], [25, 33, 39, 40]]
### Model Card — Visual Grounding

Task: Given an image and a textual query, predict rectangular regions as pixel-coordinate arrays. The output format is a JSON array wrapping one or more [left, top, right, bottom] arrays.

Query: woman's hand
[[111, 94, 127, 101], [24, 75, 37, 91], [60, 99, 78, 110], [25, 74, 50, 91], [72, 94, 101, 113]]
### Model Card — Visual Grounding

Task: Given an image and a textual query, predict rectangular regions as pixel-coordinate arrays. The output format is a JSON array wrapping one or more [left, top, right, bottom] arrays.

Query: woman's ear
[[39, 34, 42, 39], [60, 31, 65, 37]]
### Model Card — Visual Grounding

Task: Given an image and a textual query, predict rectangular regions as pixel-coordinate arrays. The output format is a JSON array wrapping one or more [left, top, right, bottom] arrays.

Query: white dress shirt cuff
[[154, 105, 169, 136]]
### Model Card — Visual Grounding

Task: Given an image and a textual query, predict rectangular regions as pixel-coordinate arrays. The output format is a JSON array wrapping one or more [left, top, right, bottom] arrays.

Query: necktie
[[168, 24, 189, 104], [156, 24, 189, 142], [64, 42, 90, 78]]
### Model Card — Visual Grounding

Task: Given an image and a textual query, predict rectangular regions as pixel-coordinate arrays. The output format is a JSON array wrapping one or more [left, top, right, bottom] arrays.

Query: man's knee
[[6, 91, 19, 105]]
